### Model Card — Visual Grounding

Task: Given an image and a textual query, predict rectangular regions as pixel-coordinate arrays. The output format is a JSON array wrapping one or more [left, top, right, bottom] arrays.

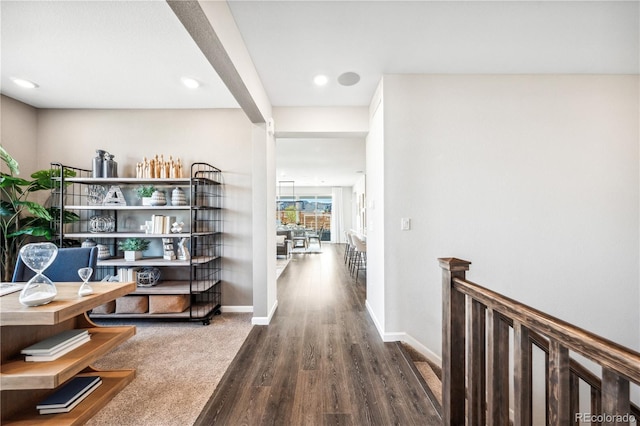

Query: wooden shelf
[[63, 231, 219, 239], [0, 282, 136, 424], [90, 311, 191, 320], [62, 205, 220, 211], [62, 205, 192, 211], [0, 282, 135, 326], [2, 370, 135, 426], [1, 326, 135, 390], [127, 279, 220, 295], [58, 176, 221, 185], [97, 255, 219, 267], [65, 232, 193, 239], [90, 301, 219, 321]]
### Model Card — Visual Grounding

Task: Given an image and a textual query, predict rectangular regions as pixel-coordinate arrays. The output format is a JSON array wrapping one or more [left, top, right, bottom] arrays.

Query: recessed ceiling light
[[338, 72, 360, 87], [313, 75, 329, 86], [181, 77, 200, 89], [11, 78, 39, 89]]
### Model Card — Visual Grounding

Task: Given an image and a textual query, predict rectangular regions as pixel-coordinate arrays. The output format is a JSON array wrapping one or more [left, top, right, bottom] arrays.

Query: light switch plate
[[401, 218, 411, 231]]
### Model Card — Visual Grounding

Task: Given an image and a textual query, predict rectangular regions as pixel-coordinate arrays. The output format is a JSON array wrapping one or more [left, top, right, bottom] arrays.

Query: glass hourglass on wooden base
[[18, 242, 59, 307]]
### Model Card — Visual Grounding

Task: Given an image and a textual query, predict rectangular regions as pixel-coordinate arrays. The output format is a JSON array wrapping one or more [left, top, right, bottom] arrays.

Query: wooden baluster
[[548, 340, 570, 425], [601, 368, 630, 426], [487, 310, 510, 425], [544, 352, 551, 424], [467, 298, 486, 426], [439, 258, 471, 426], [591, 386, 602, 425], [570, 372, 580, 426], [514, 321, 532, 426]]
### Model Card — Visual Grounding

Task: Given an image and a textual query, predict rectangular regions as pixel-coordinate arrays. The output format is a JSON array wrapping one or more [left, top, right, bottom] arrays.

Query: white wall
[[1, 96, 38, 176], [352, 175, 366, 235], [372, 75, 640, 359], [34, 108, 254, 307], [273, 107, 368, 137], [365, 79, 386, 333]]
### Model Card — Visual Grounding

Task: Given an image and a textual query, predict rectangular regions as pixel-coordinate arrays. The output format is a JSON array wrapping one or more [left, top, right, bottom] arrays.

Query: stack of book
[[21, 329, 90, 362], [37, 375, 102, 414], [150, 214, 176, 234], [118, 267, 139, 283]]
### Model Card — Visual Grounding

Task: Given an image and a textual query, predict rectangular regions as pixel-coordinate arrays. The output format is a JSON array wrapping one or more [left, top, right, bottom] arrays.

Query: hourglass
[[18, 242, 59, 307], [77, 267, 94, 296]]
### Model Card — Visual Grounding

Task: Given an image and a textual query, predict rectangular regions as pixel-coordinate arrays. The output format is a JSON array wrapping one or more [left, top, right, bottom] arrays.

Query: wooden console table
[[0, 281, 136, 425]]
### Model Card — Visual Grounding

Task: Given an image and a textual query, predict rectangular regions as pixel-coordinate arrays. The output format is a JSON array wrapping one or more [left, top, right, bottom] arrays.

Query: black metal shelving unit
[[50, 162, 223, 325]]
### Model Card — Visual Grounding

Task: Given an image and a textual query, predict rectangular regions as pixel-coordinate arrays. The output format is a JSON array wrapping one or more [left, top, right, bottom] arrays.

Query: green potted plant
[[136, 185, 155, 206], [0, 146, 78, 281], [118, 237, 150, 261]]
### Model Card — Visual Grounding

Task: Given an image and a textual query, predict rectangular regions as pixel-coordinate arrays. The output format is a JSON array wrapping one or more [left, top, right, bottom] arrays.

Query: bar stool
[[345, 232, 358, 274], [344, 231, 353, 264], [351, 234, 367, 281]]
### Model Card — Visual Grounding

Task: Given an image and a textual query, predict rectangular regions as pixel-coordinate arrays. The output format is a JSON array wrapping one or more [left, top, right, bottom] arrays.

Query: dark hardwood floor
[[195, 244, 442, 425]]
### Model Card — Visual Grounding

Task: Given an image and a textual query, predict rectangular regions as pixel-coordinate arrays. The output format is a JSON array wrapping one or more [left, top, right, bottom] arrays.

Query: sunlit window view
[[277, 195, 331, 241]]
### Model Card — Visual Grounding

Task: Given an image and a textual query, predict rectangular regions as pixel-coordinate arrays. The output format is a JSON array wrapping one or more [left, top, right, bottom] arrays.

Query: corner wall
[[376, 75, 640, 357]]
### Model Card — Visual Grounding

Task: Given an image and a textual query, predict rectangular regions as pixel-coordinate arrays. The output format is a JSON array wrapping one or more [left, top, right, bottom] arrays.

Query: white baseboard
[[365, 299, 384, 339], [364, 300, 442, 368], [252, 299, 278, 325], [401, 333, 442, 367], [221, 305, 253, 313]]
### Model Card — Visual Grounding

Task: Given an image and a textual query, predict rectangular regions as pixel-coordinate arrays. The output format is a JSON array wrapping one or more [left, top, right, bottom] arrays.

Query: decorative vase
[[81, 238, 97, 248], [171, 187, 187, 206], [89, 215, 116, 233], [18, 243, 59, 307], [150, 190, 167, 206], [97, 244, 111, 259], [141, 197, 153, 206]]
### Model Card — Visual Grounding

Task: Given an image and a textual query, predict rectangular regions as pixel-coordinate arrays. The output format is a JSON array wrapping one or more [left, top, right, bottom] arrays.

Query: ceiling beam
[[166, 0, 265, 123]]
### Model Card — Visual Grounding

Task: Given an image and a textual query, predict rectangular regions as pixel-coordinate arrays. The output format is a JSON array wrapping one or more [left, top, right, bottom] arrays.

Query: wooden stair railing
[[440, 258, 640, 426]]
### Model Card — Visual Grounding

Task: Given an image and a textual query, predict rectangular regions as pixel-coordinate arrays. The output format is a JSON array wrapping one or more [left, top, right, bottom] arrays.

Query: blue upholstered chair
[[12, 247, 99, 282]]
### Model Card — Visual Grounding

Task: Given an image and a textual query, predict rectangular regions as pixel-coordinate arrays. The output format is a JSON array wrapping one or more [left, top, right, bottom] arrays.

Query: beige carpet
[[400, 342, 443, 408], [87, 313, 253, 426]]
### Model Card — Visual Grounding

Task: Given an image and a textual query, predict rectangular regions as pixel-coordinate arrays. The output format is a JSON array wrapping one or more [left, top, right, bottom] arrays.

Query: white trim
[[365, 299, 384, 339], [365, 300, 442, 368], [222, 305, 253, 313], [252, 299, 278, 325], [401, 333, 442, 368]]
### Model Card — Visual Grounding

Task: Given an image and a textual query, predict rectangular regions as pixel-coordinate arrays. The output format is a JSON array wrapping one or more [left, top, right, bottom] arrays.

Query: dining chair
[[12, 246, 99, 282]]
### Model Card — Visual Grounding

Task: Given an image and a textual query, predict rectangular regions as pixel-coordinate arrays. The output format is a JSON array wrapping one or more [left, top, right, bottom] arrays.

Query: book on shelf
[[150, 214, 176, 234], [118, 267, 139, 283], [24, 335, 91, 362], [21, 329, 89, 356], [37, 375, 102, 414]]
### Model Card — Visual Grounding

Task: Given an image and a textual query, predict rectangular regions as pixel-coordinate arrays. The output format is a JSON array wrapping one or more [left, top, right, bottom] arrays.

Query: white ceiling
[[2, 1, 638, 186], [228, 0, 639, 107], [1, 0, 238, 109]]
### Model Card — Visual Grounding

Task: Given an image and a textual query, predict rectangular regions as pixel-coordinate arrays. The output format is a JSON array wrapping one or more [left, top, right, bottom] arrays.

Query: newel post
[[439, 257, 471, 426]]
